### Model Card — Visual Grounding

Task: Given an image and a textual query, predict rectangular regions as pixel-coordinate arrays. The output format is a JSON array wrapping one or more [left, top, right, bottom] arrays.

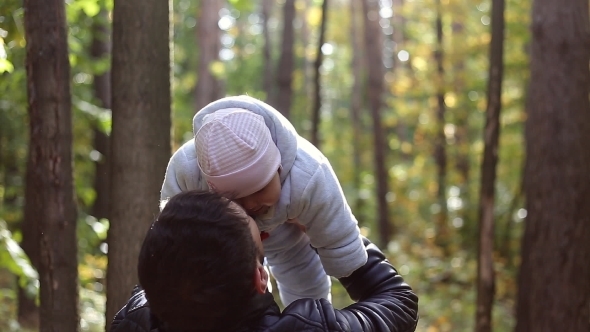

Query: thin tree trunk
[[9, 108, 38, 329], [390, 0, 405, 72], [349, 0, 365, 219], [0, 119, 35, 327], [300, 0, 312, 104], [23, 0, 79, 329], [515, 0, 590, 330], [450, 21, 473, 248], [90, 7, 111, 220], [474, 0, 505, 329], [18, 156, 38, 329], [194, 0, 222, 112], [433, 0, 449, 250], [261, 0, 274, 101], [451, 21, 469, 186], [310, 0, 328, 148], [105, 0, 172, 328], [390, 0, 411, 161], [499, 171, 523, 269], [274, 0, 296, 118], [362, 0, 391, 247]]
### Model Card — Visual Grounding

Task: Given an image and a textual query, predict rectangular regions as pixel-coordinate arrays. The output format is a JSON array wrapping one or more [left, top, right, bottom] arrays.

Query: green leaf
[[0, 220, 39, 293], [80, 0, 100, 17], [0, 58, 13, 73], [227, 0, 254, 12], [74, 97, 112, 135]]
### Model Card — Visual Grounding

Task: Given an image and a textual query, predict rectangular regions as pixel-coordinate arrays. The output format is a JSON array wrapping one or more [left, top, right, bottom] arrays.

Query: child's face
[[230, 201, 266, 258], [235, 171, 281, 217]]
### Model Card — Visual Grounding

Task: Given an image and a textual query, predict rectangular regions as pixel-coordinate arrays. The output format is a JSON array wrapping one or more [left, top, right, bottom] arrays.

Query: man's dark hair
[[138, 190, 260, 331]]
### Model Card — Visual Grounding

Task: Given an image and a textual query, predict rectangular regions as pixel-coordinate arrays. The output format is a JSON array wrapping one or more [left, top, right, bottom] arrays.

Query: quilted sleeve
[[335, 237, 419, 332], [275, 238, 418, 332]]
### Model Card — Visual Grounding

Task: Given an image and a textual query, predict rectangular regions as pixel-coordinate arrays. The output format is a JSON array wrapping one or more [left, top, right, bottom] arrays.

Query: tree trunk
[[261, 0, 274, 101], [450, 20, 475, 250], [433, 0, 449, 251], [90, 7, 111, 220], [17, 284, 38, 329], [515, 0, 590, 331], [300, 0, 313, 109], [23, 0, 79, 329], [105, 0, 172, 328], [1, 76, 33, 326], [194, 0, 222, 112], [390, 0, 405, 72], [362, 0, 391, 247], [11, 112, 38, 329], [390, 0, 411, 161], [499, 171, 523, 269], [451, 20, 469, 187], [274, 0, 296, 118], [19, 158, 39, 329], [474, 0, 504, 329], [349, 0, 365, 219], [310, 0, 328, 148]]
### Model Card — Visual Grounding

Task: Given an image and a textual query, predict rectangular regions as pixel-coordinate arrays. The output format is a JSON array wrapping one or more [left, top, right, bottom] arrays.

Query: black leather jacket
[[110, 238, 418, 332]]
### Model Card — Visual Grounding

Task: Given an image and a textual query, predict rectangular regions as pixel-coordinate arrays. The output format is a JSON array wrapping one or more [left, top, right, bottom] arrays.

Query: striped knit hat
[[195, 109, 281, 199]]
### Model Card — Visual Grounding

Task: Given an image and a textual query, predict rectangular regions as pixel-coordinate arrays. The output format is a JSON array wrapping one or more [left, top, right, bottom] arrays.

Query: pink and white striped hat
[[195, 109, 281, 199]]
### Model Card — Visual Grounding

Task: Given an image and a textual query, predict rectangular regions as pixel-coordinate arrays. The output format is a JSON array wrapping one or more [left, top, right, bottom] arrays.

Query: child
[[160, 95, 367, 306]]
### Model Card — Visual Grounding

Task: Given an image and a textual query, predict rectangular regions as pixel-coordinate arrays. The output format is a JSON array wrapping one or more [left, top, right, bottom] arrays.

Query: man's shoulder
[[253, 298, 348, 332]]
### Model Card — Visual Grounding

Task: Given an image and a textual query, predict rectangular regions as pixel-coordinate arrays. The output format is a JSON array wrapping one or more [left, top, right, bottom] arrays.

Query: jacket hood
[[193, 96, 298, 183]]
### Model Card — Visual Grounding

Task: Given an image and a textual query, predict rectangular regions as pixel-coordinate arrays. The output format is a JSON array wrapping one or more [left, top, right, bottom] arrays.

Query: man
[[110, 191, 419, 331]]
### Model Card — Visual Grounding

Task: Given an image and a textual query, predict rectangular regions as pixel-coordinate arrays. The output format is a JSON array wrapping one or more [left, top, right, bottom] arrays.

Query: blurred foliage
[[0, 0, 530, 330]]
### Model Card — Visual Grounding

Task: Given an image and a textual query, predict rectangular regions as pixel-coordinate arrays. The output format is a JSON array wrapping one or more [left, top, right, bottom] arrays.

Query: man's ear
[[254, 262, 268, 294]]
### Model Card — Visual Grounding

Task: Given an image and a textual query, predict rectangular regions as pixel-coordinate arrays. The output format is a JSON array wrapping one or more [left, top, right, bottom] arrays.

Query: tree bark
[[274, 0, 296, 118], [105, 0, 172, 328], [362, 0, 391, 247], [310, 0, 328, 148], [261, 0, 274, 101], [433, 0, 449, 251], [515, 0, 590, 331], [90, 7, 111, 220], [194, 0, 222, 112], [474, 0, 504, 329], [23, 0, 79, 329]]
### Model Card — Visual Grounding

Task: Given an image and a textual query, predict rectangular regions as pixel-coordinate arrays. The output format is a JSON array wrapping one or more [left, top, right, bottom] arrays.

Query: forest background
[[0, 0, 588, 331]]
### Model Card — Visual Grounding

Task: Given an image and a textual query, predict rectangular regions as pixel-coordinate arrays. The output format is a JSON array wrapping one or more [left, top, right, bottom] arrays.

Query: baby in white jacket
[[160, 96, 367, 306]]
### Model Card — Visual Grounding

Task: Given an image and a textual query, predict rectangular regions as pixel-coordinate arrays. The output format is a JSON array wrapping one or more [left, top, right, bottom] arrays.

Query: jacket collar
[[234, 291, 279, 331]]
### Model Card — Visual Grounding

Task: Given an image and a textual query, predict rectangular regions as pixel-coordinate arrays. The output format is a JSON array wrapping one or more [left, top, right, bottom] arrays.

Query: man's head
[[138, 190, 268, 331], [195, 109, 281, 216]]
